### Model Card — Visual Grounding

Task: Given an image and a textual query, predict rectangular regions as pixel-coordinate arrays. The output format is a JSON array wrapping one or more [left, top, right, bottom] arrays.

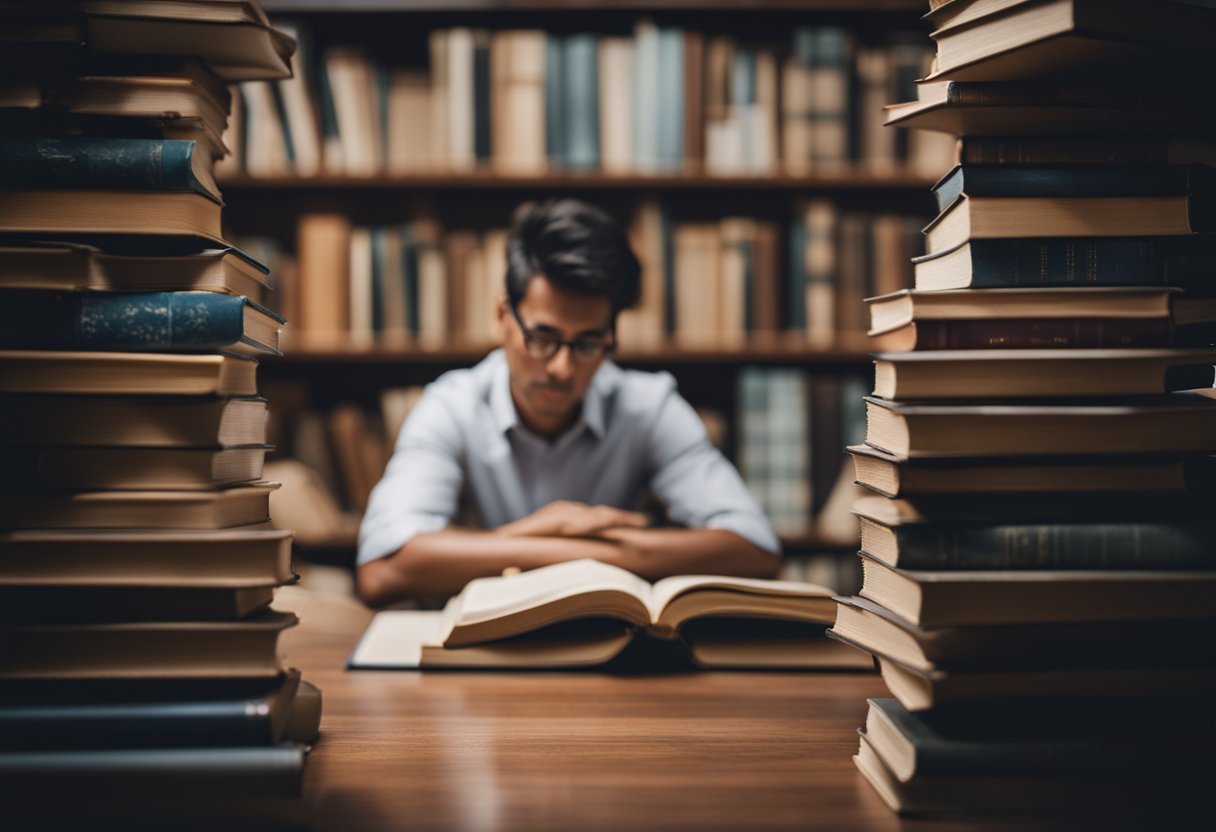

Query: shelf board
[[219, 171, 937, 192], [271, 333, 877, 364], [261, 1, 925, 13]]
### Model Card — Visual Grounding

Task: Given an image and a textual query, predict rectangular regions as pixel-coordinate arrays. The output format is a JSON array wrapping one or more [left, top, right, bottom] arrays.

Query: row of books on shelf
[[223, 21, 956, 179], [249, 199, 923, 348]]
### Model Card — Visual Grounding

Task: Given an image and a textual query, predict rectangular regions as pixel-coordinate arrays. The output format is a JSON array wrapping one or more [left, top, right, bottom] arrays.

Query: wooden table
[[278, 589, 1093, 832]]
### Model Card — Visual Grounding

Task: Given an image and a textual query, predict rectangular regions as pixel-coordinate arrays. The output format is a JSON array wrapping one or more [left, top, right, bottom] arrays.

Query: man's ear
[[494, 293, 507, 323]]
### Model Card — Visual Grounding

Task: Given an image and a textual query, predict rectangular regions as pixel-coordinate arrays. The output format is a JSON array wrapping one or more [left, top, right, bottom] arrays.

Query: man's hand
[[495, 500, 649, 539]]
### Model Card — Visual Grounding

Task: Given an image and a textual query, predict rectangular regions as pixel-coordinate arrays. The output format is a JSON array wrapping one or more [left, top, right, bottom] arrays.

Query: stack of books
[[830, 0, 1216, 818], [0, 1, 321, 825]]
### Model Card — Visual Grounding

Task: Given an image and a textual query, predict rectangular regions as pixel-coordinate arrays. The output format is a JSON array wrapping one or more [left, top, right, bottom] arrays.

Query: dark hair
[[505, 199, 642, 314]]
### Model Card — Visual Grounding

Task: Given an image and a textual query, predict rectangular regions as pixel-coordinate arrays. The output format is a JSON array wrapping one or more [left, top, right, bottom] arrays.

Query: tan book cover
[[0, 484, 277, 531], [0, 527, 294, 587], [0, 610, 297, 680], [0, 350, 257, 396], [0, 243, 269, 301]]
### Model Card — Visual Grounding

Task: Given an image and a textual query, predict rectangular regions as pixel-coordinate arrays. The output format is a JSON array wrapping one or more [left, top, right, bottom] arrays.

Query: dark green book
[[0, 290, 284, 356], [855, 494, 1216, 571], [0, 670, 300, 751], [932, 163, 1216, 212], [914, 235, 1216, 292], [0, 136, 221, 202]]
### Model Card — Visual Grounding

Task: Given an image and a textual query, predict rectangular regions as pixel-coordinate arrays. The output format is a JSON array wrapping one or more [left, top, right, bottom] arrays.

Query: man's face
[[500, 275, 614, 438]]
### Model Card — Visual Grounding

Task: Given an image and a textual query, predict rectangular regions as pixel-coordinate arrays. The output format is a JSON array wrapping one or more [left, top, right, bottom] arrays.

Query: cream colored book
[[349, 559, 872, 670]]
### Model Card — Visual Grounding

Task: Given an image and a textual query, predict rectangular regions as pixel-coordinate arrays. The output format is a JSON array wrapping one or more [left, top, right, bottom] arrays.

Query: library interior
[[1, 0, 1214, 829]]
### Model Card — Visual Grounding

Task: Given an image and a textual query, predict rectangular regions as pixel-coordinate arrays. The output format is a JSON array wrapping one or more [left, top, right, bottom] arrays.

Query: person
[[356, 199, 780, 605]]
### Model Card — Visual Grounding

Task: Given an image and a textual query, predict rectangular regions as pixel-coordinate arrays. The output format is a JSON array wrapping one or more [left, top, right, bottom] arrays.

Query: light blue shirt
[[357, 349, 781, 566]]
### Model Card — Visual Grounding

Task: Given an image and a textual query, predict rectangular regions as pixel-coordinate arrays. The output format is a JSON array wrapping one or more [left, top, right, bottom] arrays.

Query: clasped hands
[[494, 500, 649, 541]]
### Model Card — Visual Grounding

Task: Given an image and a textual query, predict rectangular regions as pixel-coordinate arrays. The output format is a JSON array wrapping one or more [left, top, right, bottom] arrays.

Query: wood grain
[[277, 589, 1098, 831]]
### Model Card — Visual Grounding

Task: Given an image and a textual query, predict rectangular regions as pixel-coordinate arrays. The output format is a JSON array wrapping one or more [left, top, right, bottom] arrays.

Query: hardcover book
[[912, 235, 1216, 293], [1, 445, 268, 490], [0, 350, 258, 395], [0, 394, 267, 447], [0, 483, 276, 531], [0, 240, 270, 301], [858, 552, 1216, 627], [873, 654, 1216, 712], [846, 443, 1216, 497], [852, 493, 1216, 571], [865, 287, 1213, 337], [0, 527, 295, 587], [871, 348, 1216, 400], [830, 594, 1216, 673], [884, 79, 1216, 137], [0, 291, 284, 357], [864, 394, 1216, 458], [0, 610, 297, 680]]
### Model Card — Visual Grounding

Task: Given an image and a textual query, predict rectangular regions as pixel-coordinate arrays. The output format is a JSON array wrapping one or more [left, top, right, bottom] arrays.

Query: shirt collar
[[488, 350, 612, 441]]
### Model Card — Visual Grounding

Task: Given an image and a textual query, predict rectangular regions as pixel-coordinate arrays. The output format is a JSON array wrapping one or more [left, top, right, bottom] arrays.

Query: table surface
[[278, 588, 1091, 832]]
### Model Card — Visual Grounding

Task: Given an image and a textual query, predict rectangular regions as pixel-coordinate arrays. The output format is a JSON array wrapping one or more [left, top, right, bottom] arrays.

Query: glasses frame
[[508, 301, 616, 362]]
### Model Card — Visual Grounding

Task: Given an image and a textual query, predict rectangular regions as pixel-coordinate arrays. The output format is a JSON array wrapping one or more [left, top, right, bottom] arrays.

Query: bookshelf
[[220, 0, 940, 581]]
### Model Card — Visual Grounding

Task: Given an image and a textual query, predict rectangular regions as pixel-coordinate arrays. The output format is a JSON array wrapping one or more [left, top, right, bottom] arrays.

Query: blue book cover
[[656, 28, 684, 172], [0, 291, 284, 356], [563, 34, 601, 169], [0, 136, 219, 202]]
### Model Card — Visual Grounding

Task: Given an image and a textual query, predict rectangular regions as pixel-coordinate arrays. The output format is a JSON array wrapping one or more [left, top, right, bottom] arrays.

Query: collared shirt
[[357, 349, 781, 566]]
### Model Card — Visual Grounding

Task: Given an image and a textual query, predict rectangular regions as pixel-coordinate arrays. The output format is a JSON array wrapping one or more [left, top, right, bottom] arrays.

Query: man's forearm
[[599, 527, 780, 581], [357, 528, 622, 605]]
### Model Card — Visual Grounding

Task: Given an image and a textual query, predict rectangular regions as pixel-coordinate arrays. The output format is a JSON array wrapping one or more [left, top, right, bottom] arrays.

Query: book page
[[347, 610, 446, 669], [648, 574, 834, 621], [454, 559, 654, 626]]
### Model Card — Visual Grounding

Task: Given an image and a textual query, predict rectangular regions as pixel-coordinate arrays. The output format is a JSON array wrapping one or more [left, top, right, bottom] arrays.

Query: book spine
[[908, 317, 1177, 350], [473, 32, 492, 164], [0, 701, 274, 750], [959, 136, 1176, 166], [563, 34, 600, 170], [969, 238, 1163, 287], [0, 291, 258, 352], [545, 35, 565, 167], [890, 522, 1213, 570], [657, 28, 685, 172], [937, 166, 1209, 209], [0, 136, 208, 197], [943, 82, 1201, 113]]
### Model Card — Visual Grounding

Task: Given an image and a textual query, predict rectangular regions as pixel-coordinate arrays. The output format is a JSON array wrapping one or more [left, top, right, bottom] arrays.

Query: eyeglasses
[[509, 302, 615, 361]]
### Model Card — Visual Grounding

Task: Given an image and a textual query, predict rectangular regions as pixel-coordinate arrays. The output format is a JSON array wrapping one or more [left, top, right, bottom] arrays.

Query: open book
[[348, 559, 873, 670]]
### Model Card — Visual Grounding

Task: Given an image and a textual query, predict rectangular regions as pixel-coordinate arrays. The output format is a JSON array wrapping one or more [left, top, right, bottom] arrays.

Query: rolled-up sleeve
[[356, 391, 464, 566], [645, 389, 782, 556]]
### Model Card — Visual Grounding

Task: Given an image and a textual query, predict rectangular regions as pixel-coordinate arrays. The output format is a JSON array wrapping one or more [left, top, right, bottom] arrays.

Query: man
[[357, 199, 780, 605]]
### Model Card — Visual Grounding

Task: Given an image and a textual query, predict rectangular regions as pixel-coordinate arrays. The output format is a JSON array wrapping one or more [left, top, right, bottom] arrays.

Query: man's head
[[498, 199, 641, 438]]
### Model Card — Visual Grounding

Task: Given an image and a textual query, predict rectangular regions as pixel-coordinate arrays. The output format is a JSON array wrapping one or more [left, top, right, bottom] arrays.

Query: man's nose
[[545, 344, 575, 381]]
